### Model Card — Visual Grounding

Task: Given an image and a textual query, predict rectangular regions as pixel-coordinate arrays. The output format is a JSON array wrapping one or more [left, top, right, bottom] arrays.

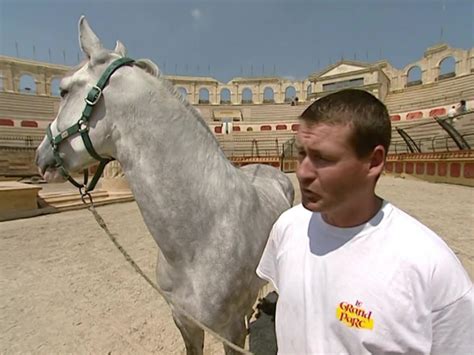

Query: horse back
[[240, 164, 295, 210]]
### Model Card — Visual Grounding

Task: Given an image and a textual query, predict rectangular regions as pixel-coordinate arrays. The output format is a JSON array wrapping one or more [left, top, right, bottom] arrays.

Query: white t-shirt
[[257, 202, 473, 355]]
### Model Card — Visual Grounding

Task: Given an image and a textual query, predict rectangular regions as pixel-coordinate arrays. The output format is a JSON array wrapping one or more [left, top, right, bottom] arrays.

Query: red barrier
[[406, 111, 423, 120], [0, 118, 14, 126], [291, 124, 300, 131], [21, 120, 38, 128], [429, 108, 446, 117]]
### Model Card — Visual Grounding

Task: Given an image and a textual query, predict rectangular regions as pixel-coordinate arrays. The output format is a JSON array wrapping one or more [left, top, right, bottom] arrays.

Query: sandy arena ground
[[1, 174, 473, 354]]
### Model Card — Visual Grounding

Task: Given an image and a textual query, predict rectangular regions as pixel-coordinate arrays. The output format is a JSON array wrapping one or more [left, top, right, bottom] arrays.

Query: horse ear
[[114, 41, 127, 57], [78, 16, 103, 59]]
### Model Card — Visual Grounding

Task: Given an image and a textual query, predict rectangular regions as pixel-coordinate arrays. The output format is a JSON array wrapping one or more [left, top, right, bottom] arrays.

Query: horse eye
[[60, 89, 68, 98]]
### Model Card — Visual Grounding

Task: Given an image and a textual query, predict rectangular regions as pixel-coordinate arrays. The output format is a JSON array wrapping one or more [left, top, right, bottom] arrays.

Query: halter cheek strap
[[47, 57, 135, 193]]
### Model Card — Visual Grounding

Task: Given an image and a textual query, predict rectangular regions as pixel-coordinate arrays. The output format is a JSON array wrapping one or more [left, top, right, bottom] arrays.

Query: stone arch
[[220, 88, 231, 104], [263, 87, 274, 103], [177, 87, 188, 100], [50, 77, 61, 96], [307, 84, 312, 97], [438, 56, 456, 80], [406, 66, 422, 87], [284, 86, 296, 102], [198, 87, 209, 104], [19, 73, 36, 94], [241, 88, 253, 104]]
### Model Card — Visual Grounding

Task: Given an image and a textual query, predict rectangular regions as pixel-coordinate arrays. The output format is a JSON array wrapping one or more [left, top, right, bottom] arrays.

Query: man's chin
[[301, 199, 323, 212]]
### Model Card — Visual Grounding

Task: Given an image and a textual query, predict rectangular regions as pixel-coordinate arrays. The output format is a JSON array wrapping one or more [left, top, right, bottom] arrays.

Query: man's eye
[[60, 89, 68, 98], [314, 155, 332, 163]]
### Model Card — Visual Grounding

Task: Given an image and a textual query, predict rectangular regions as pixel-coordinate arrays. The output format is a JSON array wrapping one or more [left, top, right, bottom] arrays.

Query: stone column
[[2, 64, 14, 92], [276, 82, 284, 103], [233, 84, 240, 104], [13, 75, 20, 93], [192, 82, 197, 105], [256, 83, 263, 104]]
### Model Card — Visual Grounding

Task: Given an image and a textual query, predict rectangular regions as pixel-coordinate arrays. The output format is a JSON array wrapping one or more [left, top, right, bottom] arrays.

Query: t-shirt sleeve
[[431, 286, 474, 355], [256, 222, 280, 292]]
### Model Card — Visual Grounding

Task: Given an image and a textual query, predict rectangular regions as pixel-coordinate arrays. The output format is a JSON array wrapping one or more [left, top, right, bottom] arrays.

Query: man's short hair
[[299, 89, 391, 158]]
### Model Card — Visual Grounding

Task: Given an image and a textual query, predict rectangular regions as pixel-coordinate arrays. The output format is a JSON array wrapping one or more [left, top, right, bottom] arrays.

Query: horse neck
[[109, 68, 243, 261]]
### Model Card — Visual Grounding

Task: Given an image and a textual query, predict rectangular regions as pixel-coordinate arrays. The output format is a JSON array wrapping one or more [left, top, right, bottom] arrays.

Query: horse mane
[[133, 58, 215, 137]]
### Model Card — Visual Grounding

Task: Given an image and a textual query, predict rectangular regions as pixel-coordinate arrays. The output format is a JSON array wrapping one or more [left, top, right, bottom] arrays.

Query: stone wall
[[0, 148, 37, 177]]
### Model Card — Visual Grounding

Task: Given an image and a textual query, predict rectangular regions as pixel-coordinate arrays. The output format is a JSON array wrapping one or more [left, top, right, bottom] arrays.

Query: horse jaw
[[78, 16, 103, 59]]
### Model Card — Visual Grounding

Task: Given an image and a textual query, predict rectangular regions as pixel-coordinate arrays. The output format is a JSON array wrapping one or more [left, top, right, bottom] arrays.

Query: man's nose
[[296, 156, 316, 183]]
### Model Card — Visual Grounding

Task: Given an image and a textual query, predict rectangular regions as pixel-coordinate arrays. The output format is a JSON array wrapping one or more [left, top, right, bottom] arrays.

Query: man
[[257, 89, 473, 354], [448, 105, 457, 124]]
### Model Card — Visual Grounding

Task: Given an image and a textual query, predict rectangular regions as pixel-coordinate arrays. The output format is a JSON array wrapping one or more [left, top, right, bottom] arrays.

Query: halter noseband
[[47, 57, 134, 193]]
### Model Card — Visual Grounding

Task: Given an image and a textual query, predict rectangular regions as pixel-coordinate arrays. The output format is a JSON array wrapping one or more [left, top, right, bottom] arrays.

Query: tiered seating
[[384, 74, 474, 113], [0, 126, 44, 148], [0, 92, 58, 124], [390, 119, 447, 154], [389, 111, 474, 154], [242, 103, 309, 121], [216, 130, 296, 158], [454, 111, 474, 147], [194, 106, 213, 121], [197, 102, 309, 122]]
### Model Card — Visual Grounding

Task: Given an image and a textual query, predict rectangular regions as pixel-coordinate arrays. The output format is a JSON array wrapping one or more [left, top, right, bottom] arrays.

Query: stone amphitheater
[[1, 42, 473, 354]]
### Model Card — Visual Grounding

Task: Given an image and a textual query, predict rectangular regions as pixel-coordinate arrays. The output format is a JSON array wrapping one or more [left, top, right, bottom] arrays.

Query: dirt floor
[[0, 174, 473, 354]]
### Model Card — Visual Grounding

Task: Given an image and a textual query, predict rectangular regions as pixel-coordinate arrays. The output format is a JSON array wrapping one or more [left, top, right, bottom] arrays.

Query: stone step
[[40, 189, 134, 211], [52, 194, 134, 212]]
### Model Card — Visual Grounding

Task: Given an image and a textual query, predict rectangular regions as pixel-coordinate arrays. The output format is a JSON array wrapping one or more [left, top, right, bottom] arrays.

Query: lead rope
[[80, 191, 253, 354]]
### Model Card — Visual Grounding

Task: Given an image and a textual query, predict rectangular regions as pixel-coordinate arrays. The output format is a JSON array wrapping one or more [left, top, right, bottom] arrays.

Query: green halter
[[47, 57, 134, 194]]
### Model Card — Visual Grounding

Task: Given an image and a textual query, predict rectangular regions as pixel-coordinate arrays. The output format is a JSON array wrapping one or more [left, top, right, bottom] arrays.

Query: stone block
[[0, 181, 42, 219]]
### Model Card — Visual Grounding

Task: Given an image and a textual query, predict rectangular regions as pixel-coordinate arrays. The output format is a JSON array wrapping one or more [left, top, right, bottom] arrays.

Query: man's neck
[[321, 196, 383, 228]]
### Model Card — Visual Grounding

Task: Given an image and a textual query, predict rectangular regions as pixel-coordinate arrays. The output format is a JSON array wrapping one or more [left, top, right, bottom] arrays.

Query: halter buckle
[[85, 86, 102, 106], [78, 119, 89, 133]]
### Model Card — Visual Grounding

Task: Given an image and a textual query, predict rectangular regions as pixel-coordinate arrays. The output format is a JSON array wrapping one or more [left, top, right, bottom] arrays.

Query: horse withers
[[35, 17, 294, 354]]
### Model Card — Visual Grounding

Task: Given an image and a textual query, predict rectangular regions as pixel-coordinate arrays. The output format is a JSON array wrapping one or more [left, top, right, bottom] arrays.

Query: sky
[[0, 0, 473, 83]]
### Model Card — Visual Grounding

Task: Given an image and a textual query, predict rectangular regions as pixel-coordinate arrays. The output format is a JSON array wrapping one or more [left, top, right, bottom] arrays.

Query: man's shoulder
[[384, 202, 438, 236], [385, 202, 471, 289], [379, 202, 458, 264]]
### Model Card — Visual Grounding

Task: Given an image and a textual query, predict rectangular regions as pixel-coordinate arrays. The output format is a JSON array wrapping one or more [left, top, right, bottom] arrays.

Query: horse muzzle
[[35, 138, 67, 183]]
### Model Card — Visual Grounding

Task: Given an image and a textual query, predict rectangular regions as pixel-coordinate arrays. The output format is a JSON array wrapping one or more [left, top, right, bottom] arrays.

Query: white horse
[[36, 17, 294, 354]]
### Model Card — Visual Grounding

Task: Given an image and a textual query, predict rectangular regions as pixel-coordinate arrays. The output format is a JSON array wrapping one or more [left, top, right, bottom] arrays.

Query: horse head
[[35, 16, 133, 185]]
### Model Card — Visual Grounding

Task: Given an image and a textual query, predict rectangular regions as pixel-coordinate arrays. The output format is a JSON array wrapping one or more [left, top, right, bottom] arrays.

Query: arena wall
[[1, 44, 473, 186]]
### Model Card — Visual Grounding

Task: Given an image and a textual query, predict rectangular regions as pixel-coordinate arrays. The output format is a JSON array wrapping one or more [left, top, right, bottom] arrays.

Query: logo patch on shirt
[[336, 300, 374, 330]]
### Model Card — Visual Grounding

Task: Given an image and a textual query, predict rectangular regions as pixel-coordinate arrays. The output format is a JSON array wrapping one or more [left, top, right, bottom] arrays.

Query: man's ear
[[368, 145, 386, 178]]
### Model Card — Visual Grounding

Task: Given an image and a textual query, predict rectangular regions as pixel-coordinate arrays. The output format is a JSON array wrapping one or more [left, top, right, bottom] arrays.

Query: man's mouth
[[302, 188, 321, 200]]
